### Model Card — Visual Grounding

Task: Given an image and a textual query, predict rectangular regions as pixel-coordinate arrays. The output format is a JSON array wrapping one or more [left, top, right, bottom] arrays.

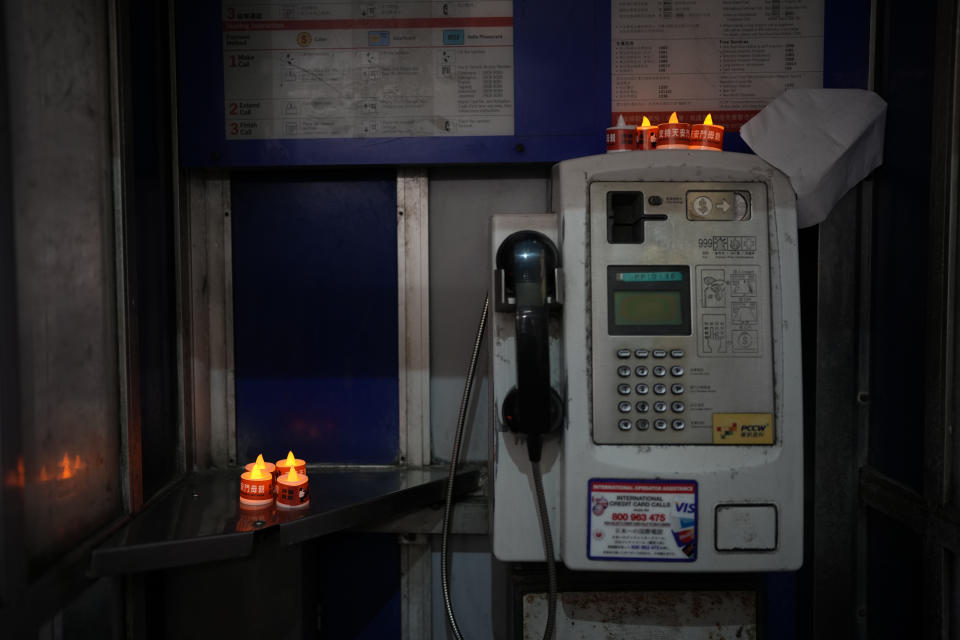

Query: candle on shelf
[[239, 463, 274, 507], [635, 116, 657, 150], [276, 466, 310, 509], [656, 112, 690, 149], [606, 114, 636, 153], [245, 453, 276, 477], [275, 450, 306, 478], [690, 113, 724, 151]]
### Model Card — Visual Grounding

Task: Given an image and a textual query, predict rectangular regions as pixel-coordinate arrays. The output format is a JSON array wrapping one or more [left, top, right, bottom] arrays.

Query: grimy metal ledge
[[90, 466, 482, 575]]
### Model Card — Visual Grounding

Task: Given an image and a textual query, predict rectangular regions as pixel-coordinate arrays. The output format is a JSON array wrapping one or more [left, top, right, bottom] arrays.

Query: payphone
[[490, 151, 803, 572]]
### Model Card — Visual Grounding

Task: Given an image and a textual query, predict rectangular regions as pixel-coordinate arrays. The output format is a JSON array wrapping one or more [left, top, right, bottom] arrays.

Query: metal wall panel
[[231, 172, 400, 464], [4, 0, 123, 568]]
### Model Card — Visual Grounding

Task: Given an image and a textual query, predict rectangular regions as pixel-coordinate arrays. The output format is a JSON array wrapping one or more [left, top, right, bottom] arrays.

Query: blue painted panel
[[232, 172, 399, 465], [317, 534, 401, 639]]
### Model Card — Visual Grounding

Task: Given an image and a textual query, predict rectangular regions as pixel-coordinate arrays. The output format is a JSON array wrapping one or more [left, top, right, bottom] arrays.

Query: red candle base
[[636, 126, 658, 150], [276, 475, 310, 509], [656, 122, 691, 149], [239, 471, 273, 506], [690, 123, 724, 150]]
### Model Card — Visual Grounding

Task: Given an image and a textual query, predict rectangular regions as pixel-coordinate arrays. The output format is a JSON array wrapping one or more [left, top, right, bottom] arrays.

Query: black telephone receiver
[[495, 231, 563, 462]]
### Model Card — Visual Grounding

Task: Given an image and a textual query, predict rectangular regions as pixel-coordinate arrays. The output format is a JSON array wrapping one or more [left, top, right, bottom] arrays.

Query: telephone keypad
[[611, 346, 688, 438]]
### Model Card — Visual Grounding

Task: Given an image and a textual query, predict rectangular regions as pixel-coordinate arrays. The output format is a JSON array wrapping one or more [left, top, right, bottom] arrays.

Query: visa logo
[[675, 503, 696, 514]]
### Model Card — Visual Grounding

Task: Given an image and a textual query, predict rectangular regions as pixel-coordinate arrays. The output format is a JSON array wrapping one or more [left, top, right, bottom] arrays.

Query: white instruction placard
[[588, 479, 697, 562], [611, 0, 824, 130], [223, 1, 514, 139]]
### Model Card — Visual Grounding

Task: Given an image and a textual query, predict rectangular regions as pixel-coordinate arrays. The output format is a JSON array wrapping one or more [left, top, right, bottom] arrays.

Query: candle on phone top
[[690, 113, 724, 151], [636, 116, 657, 150], [276, 466, 310, 509], [656, 112, 690, 149], [275, 450, 306, 478], [245, 453, 276, 477], [239, 462, 274, 507], [606, 114, 636, 153]]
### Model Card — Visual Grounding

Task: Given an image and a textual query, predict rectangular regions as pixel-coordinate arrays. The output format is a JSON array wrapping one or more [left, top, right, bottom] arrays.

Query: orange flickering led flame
[[60, 453, 72, 479], [254, 453, 266, 470], [249, 465, 266, 480], [40, 466, 49, 482], [73, 454, 84, 470], [287, 466, 299, 482], [669, 112, 679, 124], [703, 113, 714, 126], [285, 451, 296, 467], [641, 116, 652, 127]]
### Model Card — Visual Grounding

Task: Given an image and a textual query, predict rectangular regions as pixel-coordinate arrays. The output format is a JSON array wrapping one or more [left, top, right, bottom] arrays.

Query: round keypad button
[[618, 401, 632, 413], [618, 419, 633, 431], [634, 383, 649, 395], [653, 383, 667, 395], [635, 366, 649, 377], [670, 366, 684, 377], [617, 383, 631, 395], [654, 419, 668, 431], [635, 418, 650, 431], [653, 366, 666, 377], [653, 401, 667, 413], [671, 401, 685, 413], [671, 383, 685, 395], [617, 365, 631, 378], [635, 401, 649, 413], [671, 419, 686, 431]]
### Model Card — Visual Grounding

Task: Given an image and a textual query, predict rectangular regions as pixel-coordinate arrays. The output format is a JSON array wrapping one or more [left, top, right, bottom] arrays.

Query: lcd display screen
[[614, 290, 684, 326]]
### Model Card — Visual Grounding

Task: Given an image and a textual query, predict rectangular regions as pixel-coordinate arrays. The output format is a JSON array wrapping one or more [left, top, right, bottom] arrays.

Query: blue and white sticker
[[588, 479, 697, 562]]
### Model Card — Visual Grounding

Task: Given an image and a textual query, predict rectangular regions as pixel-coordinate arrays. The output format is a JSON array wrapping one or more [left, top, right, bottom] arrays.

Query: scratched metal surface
[[522, 590, 757, 639]]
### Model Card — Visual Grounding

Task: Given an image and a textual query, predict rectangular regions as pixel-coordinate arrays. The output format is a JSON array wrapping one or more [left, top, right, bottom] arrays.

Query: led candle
[[690, 113, 724, 151], [635, 116, 658, 150], [276, 466, 310, 509], [606, 114, 636, 152], [656, 112, 690, 149], [275, 450, 306, 478], [244, 453, 276, 477], [239, 463, 274, 507]]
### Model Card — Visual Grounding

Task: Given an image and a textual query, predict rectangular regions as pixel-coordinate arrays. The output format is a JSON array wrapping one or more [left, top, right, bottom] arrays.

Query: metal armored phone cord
[[441, 293, 558, 640]]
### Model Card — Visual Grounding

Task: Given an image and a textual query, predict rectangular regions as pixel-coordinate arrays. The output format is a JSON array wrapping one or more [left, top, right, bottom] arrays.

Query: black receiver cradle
[[494, 230, 564, 462]]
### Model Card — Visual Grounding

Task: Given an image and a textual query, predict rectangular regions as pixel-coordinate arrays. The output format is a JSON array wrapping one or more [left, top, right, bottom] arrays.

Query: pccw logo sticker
[[713, 413, 774, 445]]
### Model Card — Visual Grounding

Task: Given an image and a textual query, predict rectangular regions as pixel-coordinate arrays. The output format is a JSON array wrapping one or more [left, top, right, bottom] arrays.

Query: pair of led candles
[[607, 112, 724, 152], [239, 451, 310, 509]]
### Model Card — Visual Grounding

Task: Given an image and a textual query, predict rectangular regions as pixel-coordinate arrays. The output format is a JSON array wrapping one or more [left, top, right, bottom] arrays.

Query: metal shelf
[[91, 466, 481, 575]]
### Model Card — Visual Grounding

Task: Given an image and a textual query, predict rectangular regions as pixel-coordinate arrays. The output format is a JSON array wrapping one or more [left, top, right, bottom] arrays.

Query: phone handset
[[494, 231, 563, 462]]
